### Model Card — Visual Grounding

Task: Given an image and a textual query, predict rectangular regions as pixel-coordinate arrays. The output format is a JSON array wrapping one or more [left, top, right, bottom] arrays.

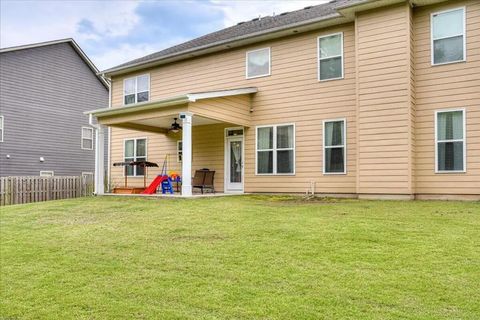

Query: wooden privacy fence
[[0, 176, 94, 206]]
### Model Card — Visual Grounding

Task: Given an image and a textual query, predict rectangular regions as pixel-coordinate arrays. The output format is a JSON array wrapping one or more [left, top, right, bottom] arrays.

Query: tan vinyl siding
[[110, 25, 358, 195], [106, 0, 479, 198], [413, 0, 480, 195], [356, 2, 414, 195], [188, 96, 251, 127]]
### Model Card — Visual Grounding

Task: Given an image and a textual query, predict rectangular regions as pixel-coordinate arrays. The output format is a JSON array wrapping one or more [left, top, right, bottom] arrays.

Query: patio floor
[[102, 192, 240, 198]]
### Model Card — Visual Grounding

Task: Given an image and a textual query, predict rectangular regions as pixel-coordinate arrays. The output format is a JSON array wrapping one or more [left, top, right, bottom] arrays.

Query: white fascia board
[[187, 87, 258, 101], [84, 95, 190, 118]]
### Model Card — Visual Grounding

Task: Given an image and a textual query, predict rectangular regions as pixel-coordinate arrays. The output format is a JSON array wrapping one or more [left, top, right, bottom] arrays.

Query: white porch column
[[94, 125, 106, 195], [180, 112, 193, 196]]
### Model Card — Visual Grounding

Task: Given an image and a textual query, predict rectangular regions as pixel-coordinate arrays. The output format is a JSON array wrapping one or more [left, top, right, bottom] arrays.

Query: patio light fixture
[[169, 118, 182, 133]]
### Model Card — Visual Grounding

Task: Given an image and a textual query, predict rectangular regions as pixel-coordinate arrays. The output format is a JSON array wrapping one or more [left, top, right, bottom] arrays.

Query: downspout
[[106, 75, 112, 193]]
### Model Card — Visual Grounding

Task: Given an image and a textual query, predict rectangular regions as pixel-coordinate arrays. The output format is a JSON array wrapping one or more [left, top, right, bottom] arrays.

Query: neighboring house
[[87, 0, 479, 200], [0, 39, 109, 178]]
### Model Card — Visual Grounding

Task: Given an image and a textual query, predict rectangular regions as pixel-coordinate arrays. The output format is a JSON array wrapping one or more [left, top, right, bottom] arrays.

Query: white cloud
[[0, 0, 140, 48], [211, 0, 329, 27], [1, 0, 331, 70]]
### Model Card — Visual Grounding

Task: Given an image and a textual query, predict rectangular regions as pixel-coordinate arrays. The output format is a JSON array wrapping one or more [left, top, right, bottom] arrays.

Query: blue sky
[[1, 0, 326, 71]]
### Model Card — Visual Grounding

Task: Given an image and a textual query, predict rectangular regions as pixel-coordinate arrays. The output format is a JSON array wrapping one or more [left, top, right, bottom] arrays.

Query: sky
[[1, 0, 327, 71]]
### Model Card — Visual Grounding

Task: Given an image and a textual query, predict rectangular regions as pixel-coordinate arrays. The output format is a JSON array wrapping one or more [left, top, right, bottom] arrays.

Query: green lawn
[[1, 196, 479, 319]]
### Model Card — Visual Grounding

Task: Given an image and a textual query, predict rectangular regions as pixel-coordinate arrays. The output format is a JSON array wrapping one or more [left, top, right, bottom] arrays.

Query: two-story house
[[87, 0, 479, 200], [0, 39, 109, 179]]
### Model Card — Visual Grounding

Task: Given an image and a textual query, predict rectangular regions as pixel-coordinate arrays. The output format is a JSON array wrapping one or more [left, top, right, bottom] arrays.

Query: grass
[[0, 195, 479, 319]]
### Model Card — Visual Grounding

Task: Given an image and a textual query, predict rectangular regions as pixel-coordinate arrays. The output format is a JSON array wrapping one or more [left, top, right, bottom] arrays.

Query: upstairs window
[[246, 48, 271, 79], [323, 119, 346, 174], [318, 32, 343, 81], [124, 138, 147, 176], [256, 124, 295, 175], [124, 74, 150, 105], [81, 127, 94, 150], [431, 7, 466, 65], [436, 109, 466, 173]]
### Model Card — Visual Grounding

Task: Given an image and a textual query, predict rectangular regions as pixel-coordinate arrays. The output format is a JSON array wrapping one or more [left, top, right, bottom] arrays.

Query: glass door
[[225, 129, 244, 192]]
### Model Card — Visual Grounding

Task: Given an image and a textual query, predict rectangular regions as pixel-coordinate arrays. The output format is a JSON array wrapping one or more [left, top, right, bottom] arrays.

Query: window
[[246, 48, 271, 79], [124, 138, 147, 176], [431, 7, 466, 65], [81, 127, 94, 150], [177, 140, 183, 162], [323, 119, 346, 174], [435, 109, 466, 173], [0, 115, 3, 142], [82, 172, 94, 181], [123, 74, 150, 105], [40, 171, 54, 177], [318, 32, 343, 81], [256, 124, 295, 175]]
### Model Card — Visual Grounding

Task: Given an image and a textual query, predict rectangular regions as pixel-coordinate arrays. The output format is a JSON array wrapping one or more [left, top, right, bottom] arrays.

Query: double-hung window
[[431, 7, 466, 65], [246, 48, 271, 79], [124, 138, 147, 176], [123, 74, 150, 105], [318, 32, 343, 81], [323, 119, 346, 174], [81, 127, 94, 150], [435, 109, 466, 173], [256, 124, 295, 175]]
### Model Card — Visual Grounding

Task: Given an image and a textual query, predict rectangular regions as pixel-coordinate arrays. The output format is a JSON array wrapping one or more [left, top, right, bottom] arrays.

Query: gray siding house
[[0, 39, 108, 177]]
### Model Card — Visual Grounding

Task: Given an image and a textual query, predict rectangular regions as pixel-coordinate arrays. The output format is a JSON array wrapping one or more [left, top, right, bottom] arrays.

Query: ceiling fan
[[169, 118, 182, 133]]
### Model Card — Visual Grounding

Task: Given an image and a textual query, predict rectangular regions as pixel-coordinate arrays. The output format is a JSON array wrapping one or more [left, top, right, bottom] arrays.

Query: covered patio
[[86, 87, 256, 197]]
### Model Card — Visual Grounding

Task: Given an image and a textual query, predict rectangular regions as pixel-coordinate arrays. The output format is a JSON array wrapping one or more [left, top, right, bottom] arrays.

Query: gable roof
[[0, 38, 109, 89], [102, 0, 366, 76]]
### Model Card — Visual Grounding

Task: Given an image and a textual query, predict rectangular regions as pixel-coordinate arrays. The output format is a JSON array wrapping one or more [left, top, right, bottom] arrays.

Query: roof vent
[[237, 21, 245, 25], [304, 6, 313, 9], [279, 12, 289, 16], [251, 17, 259, 21]]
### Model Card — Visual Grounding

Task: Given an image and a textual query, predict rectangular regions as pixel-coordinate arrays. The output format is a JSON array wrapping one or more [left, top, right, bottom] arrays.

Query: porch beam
[[181, 112, 193, 196], [110, 123, 168, 134]]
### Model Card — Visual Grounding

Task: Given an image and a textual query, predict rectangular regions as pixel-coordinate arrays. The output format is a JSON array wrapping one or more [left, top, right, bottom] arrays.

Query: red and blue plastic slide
[[141, 175, 168, 194]]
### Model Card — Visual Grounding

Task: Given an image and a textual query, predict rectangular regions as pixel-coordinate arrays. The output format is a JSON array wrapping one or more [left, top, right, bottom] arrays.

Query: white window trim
[[317, 32, 344, 82], [40, 171, 54, 177], [430, 7, 466, 66], [177, 140, 183, 163], [434, 108, 466, 173], [123, 73, 150, 106], [123, 137, 148, 177], [0, 115, 3, 142], [81, 126, 94, 150], [323, 118, 347, 175], [245, 47, 271, 79], [255, 123, 295, 176]]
